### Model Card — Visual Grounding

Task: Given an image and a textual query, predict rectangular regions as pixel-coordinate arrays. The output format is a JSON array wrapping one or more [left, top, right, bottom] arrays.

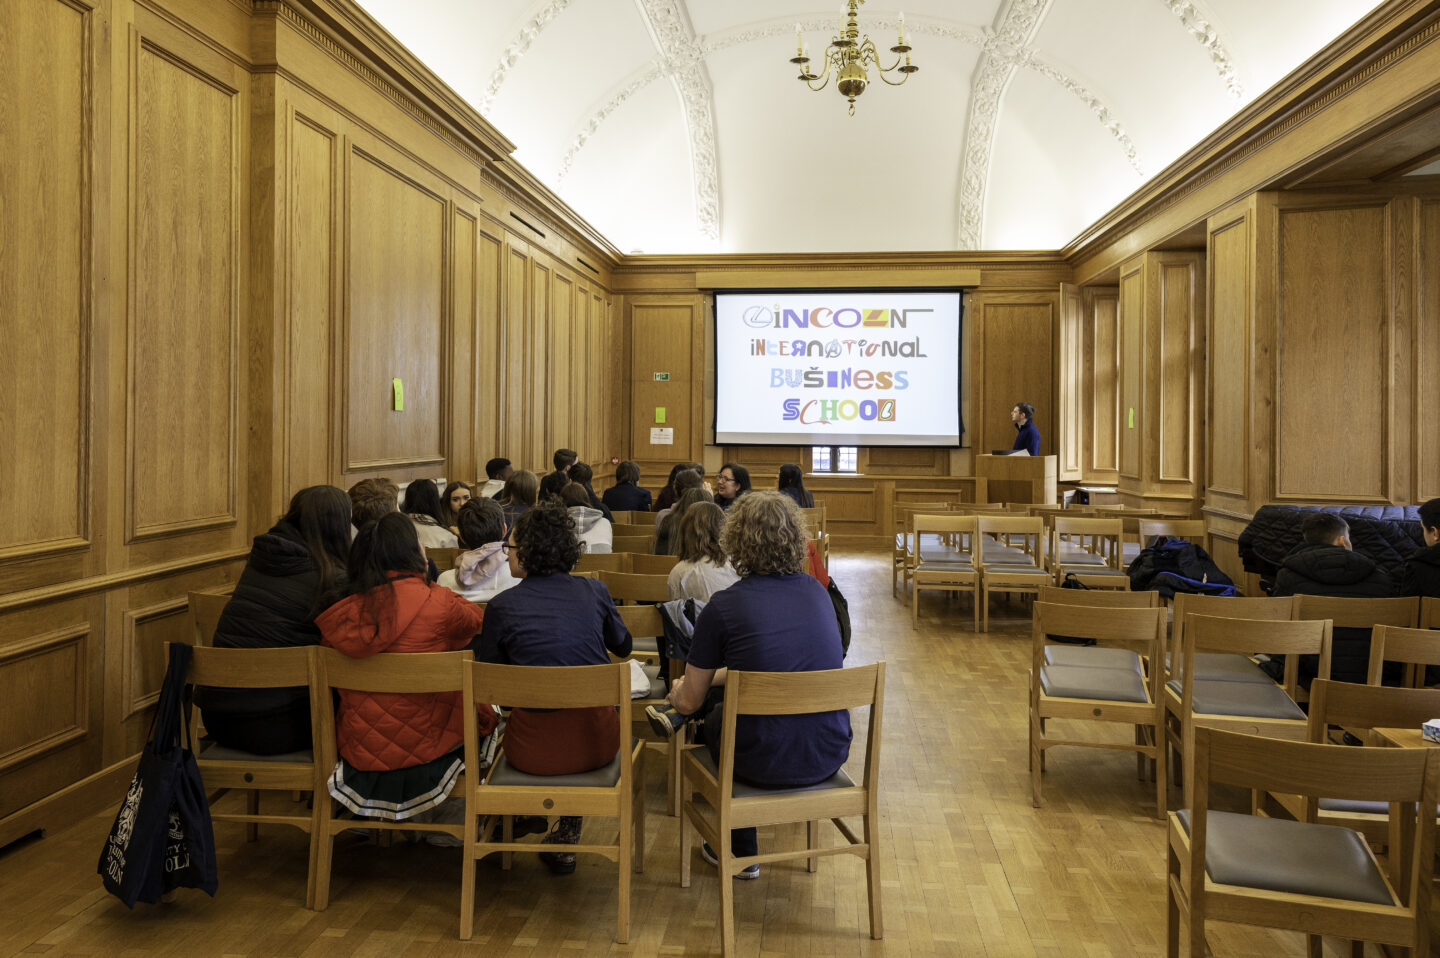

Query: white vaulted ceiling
[[356, 0, 1380, 254]]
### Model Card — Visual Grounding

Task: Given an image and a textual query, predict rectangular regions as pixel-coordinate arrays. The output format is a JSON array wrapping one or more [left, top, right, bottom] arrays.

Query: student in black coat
[[197, 485, 351, 754], [1270, 512, 1396, 684], [601, 460, 653, 513], [1399, 498, 1440, 598]]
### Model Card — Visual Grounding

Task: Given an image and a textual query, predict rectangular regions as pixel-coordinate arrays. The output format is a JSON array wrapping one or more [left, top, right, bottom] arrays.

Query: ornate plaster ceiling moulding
[[478, 0, 572, 115], [1161, 0, 1244, 100], [633, 0, 720, 241], [956, 0, 1056, 249]]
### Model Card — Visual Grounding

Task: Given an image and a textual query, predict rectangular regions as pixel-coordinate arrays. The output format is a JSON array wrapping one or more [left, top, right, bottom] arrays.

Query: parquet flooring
[[0, 550, 1432, 956]]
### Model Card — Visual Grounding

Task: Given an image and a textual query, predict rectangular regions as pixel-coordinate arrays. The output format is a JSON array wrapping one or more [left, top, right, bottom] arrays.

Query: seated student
[[602, 460, 652, 514], [714, 462, 751, 512], [562, 483, 613, 554], [441, 481, 472, 535], [776, 463, 814, 508], [474, 502, 632, 874], [439, 498, 520, 603], [402, 479, 460, 550], [1270, 511, 1397, 684], [650, 491, 849, 879], [538, 470, 569, 505], [656, 487, 713, 557], [653, 463, 692, 514], [198, 485, 351, 755], [1399, 497, 1440, 597], [567, 461, 613, 522], [315, 512, 488, 827], [545, 447, 578, 492], [654, 467, 705, 533], [497, 469, 538, 532], [350, 477, 441, 581], [478, 458, 512, 499], [667, 502, 739, 602]]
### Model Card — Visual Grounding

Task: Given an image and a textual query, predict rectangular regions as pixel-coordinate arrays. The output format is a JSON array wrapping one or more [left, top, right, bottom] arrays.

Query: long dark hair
[[777, 464, 813, 507], [402, 480, 447, 526], [441, 481, 472, 528], [345, 512, 428, 641], [281, 485, 352, 613]]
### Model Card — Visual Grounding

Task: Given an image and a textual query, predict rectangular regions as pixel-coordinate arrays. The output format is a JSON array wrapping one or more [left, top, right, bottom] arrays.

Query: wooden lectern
[[975, 454, 1057, 505]]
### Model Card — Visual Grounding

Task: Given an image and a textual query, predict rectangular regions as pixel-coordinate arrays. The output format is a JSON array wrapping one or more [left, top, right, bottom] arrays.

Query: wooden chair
[[891, 500, 950, 595], [598, 570, 669, 605], [799, 505, 825, 537], [977, 516, 1050, 632], [1095, 507, 1163, 562], [187, 588, 232, 646], [1168, 614, 1330, 809], [611, 522, 656, 539], [1035, 585, 1159, 608], [1137, 518, 1207, 545], [1167, 726, 1436, 958], [678, 663, 885, 957], [910, 514, 979, 631], [1368, 622, 1440, 689], [814, 531, 831, 572], [574, 551, 627, 573], [629, 553, 679, 576], [612, 534, 653, 554], [428, 547, 463, 572], [182, 643, 324, 906], [465, 661, 644, 942], [1168, 593, 1299, 682], [618, 604, 684, 815], [311, 649, 476, 919], [1293, 594, 1419, 690], [1029, 603, 1168, 815], [1048, 517, 1127, 589], [1422, 595, 1440, 629]]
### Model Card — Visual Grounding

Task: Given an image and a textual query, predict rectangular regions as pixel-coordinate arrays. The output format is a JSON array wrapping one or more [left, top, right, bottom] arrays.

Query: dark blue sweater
[[1013, 420, 1041, 456]]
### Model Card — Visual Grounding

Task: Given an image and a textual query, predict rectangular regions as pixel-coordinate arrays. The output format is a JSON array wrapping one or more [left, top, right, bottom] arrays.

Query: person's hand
[[666, 675, 685, 706]]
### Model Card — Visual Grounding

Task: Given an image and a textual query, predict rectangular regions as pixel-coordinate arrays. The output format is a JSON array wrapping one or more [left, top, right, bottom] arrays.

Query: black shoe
[[539, 817, 581, 875], [699, 840, 759, 880], [646, 705, 684, 738], [509, 815, 549, 839]]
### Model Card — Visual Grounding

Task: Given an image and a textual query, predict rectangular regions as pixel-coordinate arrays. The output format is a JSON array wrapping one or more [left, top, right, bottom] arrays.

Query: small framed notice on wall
[[650, 427, 674, 445]]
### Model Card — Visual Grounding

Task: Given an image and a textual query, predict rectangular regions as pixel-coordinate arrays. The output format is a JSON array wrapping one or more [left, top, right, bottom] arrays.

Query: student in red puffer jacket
[[316, 512, 488, 823]]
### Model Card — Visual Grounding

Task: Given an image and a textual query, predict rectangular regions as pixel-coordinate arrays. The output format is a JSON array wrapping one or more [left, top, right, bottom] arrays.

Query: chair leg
[[679, 792, 692, 889], [718, 840, 736, 958], [312, 824, 335, 911], [668, 735, 683, 817], [864, 812, 883, 940], [502, 816, 514, 870], [1166, 845, 1181, 957], [1030, 716, 1044, 809], [1153, 724, 1167, 819], [911, 585, 920, 630], [807, 820, 819, 873], [460, 818, 476, 940], [246, 790, 260, 842], [618, 794, 632, 943], [1305, 935, 1323, 958]]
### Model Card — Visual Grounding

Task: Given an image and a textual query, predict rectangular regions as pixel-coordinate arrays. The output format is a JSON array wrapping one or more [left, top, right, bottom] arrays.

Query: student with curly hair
[[474, 501, 632, 874], [652, 491, 849, 879]]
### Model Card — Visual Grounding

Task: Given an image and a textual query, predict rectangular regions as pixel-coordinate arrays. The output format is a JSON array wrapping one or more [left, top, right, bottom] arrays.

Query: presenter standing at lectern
[[1011, 402, 1040, 456]]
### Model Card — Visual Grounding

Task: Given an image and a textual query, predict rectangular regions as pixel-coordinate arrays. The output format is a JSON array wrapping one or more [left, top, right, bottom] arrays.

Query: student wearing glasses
[[714, 462, 750, 512]]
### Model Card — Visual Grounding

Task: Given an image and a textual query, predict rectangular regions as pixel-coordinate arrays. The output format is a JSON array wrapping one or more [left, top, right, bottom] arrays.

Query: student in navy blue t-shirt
[[662, 491, 851, 878]]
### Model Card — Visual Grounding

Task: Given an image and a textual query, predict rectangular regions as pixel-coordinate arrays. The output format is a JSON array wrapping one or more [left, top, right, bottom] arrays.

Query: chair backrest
[[1031, 603, 1166, 658], [1172, 593, 1299, 671], [976, 516, 1045, 565], [187, 642, 314, 689], [1184, 614, 1332, 699], [599, 570, 670, 604], [611, 523, 655, 539], [314, 647, 471, 695], [612, 535, 653, 554], [1035, 585, 1158, 608], [574, 552, 628, 573], [187, 589, 232, 646], [799, 506, 825, 536], [1367, 624, 1440, 686], [1137, 518, 1206, 542], [1294, 594, 1419, 629], [1422, 596, 1440, 630], [911, 513, 976, 552], [471, 660, 630, 712], [1049, 517, 1123, 568], [894, 501, 951, 534], [1307, 678, 1440, 743], [628, 553, 679, 576], [428, 547, 463, 572]]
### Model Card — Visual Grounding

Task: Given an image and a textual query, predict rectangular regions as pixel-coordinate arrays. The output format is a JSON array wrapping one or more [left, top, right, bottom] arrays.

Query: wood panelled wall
[[0, 0, 620, 845]]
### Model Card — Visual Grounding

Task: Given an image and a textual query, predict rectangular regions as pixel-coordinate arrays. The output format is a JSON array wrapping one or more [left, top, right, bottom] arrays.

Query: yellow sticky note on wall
[[1127, 407, 1134, 428], [655, 406, 667, 424], [392, 378, 404, 411]]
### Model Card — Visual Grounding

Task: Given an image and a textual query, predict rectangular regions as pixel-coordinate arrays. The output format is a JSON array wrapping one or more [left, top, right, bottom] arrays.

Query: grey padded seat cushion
[[984, 563, 1048, 575], [1175, 809, 1394, 905], [642, 665, 665, 699], [1164, 652, 1272, 684], [696, 750, 854, 797], [632, 635, 659, 653], [1060, 565, 1126, 576], [1164, 678, 1304, 719], [1040, 664, 1148, 702], [1043, 645, 1142, 673], [487, 748, 625, 788], [199, 741, 313, 763], [984, 546, 1030, 562], [1318, 797, 1440, 815], [1056, 549, 1107, 565]]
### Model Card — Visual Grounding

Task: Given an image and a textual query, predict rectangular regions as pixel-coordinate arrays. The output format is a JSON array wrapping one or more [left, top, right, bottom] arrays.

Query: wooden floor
[[0, 550, 1432, 956]]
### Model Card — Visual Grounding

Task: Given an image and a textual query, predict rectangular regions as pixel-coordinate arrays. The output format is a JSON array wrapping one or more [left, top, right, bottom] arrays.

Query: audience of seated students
[[441, 481, 472, 535], [567, 461, 613, 522], [197, 485, 352, 755], [538, 470, 569, 505], [474, 502, 632, 874], [439, 498, 520, 603], [497, 468, 538, 531], [656, 487, 713, 557], [1269, 511, 1397, 684], [602, 460, 652, 514], [714, 462, 751, 512], [654, 461, 705, 513], [402, 479, 460, 550], [349, 477, 400, 528], [653, 467, 705, 533], [776, 463, 814, 508], [1400, 497, 1440, 597], [654, 491, 850, 878], [314, 512, 488, 830], [562, 483, 613, 554], [667, 502, 739, 602], [545, 447, 578, 491], [477, 457, 512, 499]]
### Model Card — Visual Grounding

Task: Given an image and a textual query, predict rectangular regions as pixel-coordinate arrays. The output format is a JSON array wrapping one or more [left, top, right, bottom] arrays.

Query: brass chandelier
[[790, 1, 918, 116]]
